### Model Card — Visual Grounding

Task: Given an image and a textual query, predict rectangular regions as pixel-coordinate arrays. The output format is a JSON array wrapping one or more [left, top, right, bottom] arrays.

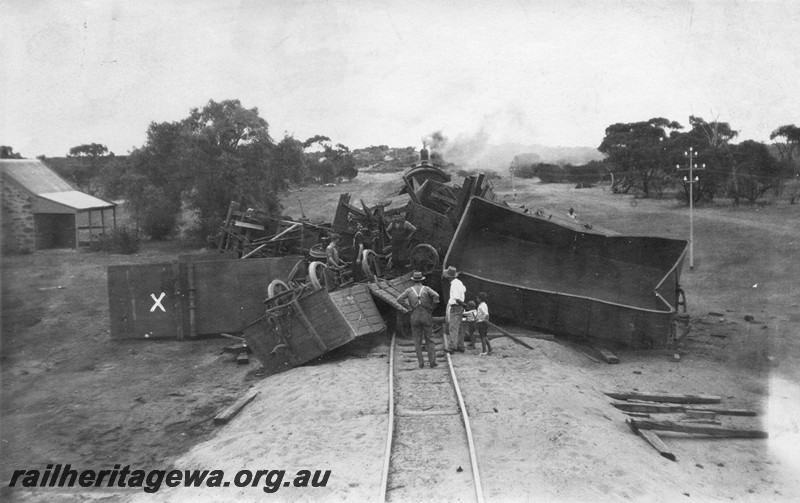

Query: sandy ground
[[3, 176, 800, 502]]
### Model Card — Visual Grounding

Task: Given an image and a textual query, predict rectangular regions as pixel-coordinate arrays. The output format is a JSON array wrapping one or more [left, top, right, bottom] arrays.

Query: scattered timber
[[214, 390, 260, 425], [605, 391, 722, 404], [629, 418, 768, 439], [236, 353, 249, 364], [610, 402, 756, 417], [627, 419, 676, 461]]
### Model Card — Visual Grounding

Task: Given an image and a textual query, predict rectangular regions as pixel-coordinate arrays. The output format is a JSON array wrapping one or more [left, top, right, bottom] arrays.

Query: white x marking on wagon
[[150, 292, 166, 312]]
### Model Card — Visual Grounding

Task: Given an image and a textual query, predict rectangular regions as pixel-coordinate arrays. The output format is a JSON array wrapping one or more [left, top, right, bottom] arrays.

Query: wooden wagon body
[[444, 197, 688, 348], [244, 283, 386, 375]]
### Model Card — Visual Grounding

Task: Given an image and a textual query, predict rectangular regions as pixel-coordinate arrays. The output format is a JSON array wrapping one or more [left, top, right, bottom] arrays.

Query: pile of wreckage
[[107, 151, 690, 374]]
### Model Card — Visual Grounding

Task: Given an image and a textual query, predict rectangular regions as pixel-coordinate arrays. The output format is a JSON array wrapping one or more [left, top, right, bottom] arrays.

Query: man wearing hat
[[442, 266, 467, 353], [397, 271, 440, 368]]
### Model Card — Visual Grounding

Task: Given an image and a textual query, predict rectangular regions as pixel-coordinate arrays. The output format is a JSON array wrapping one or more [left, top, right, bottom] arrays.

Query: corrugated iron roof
[[39, 191, 115, 210], [1, 159, 74, 193], [1, 159, 115, 210]]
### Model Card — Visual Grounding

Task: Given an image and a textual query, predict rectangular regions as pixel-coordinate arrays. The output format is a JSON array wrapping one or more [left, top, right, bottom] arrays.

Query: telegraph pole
[[509, 160, 518, 200], [676, 147, 705, 270]]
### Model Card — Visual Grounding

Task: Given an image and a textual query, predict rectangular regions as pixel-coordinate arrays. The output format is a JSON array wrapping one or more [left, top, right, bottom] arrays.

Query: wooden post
[[74, 211, 80, 250], [218, 201, 239, 252], [187, 263, 197, 338], [101, 208, 106, 238]]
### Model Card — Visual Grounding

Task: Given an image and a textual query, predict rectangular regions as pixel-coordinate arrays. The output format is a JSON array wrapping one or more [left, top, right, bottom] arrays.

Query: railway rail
[[379, 333, 485, 502]]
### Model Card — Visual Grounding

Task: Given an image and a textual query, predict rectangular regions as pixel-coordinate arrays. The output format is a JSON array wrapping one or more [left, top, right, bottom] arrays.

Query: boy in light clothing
[[476, 292, 491, 355], [462, 300, 477, 350]]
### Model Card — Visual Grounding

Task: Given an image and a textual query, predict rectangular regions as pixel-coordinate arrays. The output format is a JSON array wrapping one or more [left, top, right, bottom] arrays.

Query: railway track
[[380, 332, 485, 502]]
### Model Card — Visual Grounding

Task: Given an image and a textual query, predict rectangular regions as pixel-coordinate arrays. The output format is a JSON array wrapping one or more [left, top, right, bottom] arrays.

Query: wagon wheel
[[267, 279, 290, 299], [410, 244, 439, 275], [264, 280, 297, 311], [361, 249, 384, 280], [287, 258, 308, 287], [308, 261, 327, 290], [309, 243, 327, 260]]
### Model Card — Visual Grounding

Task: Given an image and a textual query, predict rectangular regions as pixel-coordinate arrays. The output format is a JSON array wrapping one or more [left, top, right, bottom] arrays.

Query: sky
[[2, 0, 799, 159]]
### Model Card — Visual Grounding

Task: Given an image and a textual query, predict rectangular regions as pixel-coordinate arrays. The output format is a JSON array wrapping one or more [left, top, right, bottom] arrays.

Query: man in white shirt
[[442, 266, 466, 353]]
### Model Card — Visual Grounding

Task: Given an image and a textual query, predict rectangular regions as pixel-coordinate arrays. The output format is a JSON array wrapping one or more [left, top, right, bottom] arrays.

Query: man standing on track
[[397, 271, 440, 368], [442, 266, 467, 353]]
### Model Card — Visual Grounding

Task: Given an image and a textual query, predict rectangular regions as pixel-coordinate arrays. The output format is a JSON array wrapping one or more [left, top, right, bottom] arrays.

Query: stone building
[[1, 159, 116, 253]]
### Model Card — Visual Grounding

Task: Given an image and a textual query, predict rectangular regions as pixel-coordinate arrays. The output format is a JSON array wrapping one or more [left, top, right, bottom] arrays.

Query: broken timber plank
[[487, 331, 553, 341], [685, 409, 716, 420], [598, 349, 620, 364], [629, 418, 768, 439], [605, 391, 722, 404], [627, 419, 676, 461], [611, 402, 754, 416], [214, 390, 260, 425], [679, 418, 722, 425], [573, 346, 601, 363], [487, 321, 535, 350], [621, 400, 757, 417]]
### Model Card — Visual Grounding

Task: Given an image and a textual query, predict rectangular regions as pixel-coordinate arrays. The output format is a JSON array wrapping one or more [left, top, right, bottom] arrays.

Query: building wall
[[1, 178, 36, 253]]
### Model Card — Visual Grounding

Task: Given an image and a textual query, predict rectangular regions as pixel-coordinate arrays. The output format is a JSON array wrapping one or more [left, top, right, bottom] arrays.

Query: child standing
[[476, 292, 491, 355], [462, 300, 477, 350]]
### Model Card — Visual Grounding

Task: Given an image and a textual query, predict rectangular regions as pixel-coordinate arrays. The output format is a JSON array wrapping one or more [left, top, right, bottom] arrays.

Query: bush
[[515, 164, 539, 179], [534, 164, 566, 183], [139, 193, 182, 240], [89, 226, 142, 254]]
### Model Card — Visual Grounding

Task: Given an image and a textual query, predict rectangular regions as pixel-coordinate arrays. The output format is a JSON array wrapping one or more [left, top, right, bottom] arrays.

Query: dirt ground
[[2, 173, 800, 502]]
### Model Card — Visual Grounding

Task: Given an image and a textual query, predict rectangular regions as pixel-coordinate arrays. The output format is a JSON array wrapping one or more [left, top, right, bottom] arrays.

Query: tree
[[770, 125, 800, 163], [770, 125, 800, 203], [121, 99, 288, 241], [69, 143, 109, 158], [729, 140, 781, 203], [598, 118, 682, 197], [667, 116, 738, 203], [122, 122, 187, 239], [1, 146, 23, 159], [306, 140, 357, 183], [65, 143, 113, 195], [273, 135, 308, 184]]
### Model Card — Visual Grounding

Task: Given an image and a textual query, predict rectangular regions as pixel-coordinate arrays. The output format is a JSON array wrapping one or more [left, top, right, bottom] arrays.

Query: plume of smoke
[[422, 129, 493, 169]]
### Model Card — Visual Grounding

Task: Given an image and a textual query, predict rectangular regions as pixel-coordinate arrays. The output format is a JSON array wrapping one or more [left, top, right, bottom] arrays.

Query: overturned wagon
[[444, 197, 688, 348], [244, 283, 386, 374]]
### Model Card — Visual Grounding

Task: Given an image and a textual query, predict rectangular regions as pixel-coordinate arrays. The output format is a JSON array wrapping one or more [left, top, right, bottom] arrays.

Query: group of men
[[324, 212, 491, 370], [396, 265, 490, 369]]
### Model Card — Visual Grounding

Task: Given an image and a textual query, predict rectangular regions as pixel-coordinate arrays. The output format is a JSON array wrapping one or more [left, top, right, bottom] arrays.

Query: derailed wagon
[[443, 197, 688, 348], [244, 283, 386, 375]]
